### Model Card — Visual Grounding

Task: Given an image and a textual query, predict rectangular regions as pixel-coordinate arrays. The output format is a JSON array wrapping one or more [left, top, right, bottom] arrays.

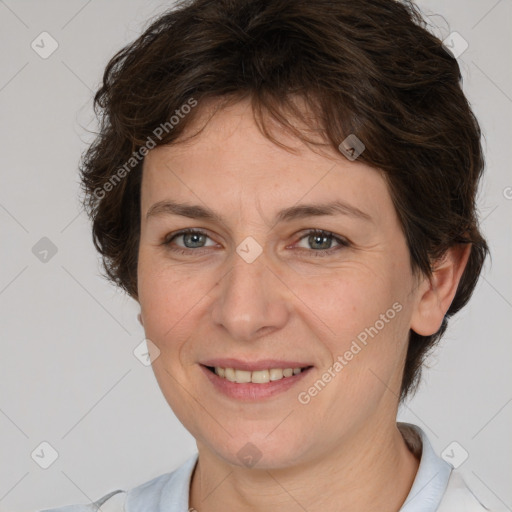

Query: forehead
[[141, 98, 392, 224]]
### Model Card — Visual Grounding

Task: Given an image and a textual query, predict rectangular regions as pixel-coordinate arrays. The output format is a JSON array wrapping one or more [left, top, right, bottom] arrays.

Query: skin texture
[[136, 98, 470, 512]]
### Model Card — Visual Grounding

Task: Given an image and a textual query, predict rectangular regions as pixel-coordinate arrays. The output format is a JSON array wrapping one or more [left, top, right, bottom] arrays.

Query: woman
[[42, 0, 490, 510]]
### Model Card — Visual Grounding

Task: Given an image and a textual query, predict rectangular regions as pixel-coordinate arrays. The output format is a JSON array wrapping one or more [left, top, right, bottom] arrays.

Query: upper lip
[[200, 358, 313, 372]]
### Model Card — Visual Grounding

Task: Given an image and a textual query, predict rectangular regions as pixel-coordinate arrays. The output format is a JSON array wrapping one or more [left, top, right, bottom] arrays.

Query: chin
[[204, 434, 311, 471]]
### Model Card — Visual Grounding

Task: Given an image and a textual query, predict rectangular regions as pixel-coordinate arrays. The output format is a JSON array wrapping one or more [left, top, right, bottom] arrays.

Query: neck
[[189, 420, 420, 512]]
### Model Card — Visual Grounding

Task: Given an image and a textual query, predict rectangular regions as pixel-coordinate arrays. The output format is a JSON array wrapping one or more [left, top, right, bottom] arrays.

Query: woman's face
[[137, 98, 421, 469]]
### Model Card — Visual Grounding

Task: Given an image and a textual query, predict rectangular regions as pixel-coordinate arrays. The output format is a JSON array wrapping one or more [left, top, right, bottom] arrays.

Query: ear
[[410, 244, 472, 336]]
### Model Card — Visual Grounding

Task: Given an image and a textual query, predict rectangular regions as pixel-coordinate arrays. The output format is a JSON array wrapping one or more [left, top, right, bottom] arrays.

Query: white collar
[[398, 422, 453, 511]]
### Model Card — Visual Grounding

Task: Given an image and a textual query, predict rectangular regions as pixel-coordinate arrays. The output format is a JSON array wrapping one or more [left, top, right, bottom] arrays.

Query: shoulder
[[37, 473, 173, 512], [38, 489, 127, 512], [37, 453, 198, 512], [438, 470, 493, 512]]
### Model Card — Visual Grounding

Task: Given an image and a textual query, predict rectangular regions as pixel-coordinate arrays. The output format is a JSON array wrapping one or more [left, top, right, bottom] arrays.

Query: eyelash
[[162, 228, 350, 257]]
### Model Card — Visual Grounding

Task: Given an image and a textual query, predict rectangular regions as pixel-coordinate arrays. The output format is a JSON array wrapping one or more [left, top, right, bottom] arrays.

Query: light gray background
[[0, 1, 510, 510]]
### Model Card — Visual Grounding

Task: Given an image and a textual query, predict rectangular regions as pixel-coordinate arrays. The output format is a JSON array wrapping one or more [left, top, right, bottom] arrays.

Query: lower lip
[[200, 364, 313, 401]]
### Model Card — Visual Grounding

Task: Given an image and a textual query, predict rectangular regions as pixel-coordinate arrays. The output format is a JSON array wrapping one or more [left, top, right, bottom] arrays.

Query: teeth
[[213, 366, 306, 383], [251, 369, 269, 383], [269, 368, 283, 381], [235, 369, 252, 383], [224, 368, 236, 382]]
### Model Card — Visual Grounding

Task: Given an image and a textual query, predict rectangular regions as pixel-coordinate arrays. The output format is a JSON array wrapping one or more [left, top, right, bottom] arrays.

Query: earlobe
[[410, 244, 472, 336]]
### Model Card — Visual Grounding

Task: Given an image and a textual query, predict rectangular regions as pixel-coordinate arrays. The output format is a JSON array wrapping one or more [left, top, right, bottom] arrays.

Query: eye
[[292, 229, 349, 256], [162, 229, 217, 254]]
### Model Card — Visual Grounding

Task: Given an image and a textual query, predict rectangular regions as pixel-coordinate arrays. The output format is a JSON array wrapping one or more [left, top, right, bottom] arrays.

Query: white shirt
[[39, 423, 490, 512]]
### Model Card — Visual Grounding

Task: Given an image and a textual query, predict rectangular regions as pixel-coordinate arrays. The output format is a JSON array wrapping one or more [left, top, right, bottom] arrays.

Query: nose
[[210, 250, 291, 342]]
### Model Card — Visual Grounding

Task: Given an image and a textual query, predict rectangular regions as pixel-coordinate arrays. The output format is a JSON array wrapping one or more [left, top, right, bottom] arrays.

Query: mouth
[[199, 362, 314, 401], [203, 364, 313, 383]]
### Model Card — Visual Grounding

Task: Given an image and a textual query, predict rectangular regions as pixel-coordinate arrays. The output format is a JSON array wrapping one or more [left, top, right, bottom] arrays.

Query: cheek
[[291, 264, 410, 397], [137, 252, 216, 354], [294, 266, 403, 344]]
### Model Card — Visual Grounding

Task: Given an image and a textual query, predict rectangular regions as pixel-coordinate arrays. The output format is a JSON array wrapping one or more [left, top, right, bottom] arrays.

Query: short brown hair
[[80, 0, 489, 401]]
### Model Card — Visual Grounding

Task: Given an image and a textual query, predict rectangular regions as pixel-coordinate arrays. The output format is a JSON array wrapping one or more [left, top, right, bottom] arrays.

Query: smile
[[208, 366, 311, 384], [200, 364, 314, 401]]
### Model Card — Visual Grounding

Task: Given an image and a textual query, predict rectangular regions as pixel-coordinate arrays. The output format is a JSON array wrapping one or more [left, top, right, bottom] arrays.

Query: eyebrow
[[146, 199, 373, 224]]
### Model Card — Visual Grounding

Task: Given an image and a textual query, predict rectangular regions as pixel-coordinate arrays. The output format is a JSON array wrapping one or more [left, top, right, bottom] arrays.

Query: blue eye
[[294, 229, 349, 255], [162, 228, 349, 256], [163, 229, 215, 253]]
